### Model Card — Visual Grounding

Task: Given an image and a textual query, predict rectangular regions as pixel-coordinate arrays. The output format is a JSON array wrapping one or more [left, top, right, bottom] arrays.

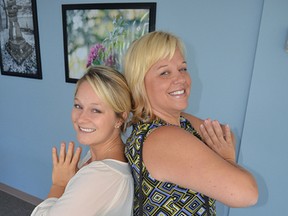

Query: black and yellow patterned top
[[125, 116, 216, 216]]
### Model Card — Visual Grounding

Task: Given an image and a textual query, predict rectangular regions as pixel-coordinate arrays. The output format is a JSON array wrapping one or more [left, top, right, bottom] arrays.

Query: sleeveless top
[[125, 116, 216, 216]]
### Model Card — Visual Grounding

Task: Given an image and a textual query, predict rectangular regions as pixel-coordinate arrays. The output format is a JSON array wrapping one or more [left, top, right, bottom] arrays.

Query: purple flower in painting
[[86, 43, 106, 67], [105, 53, 116, 67]]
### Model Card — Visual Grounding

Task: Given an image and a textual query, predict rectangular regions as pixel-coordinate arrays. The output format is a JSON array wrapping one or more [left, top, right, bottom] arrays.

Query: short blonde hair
[[75, 65, 132, 132], [124, 31, 186, 123]]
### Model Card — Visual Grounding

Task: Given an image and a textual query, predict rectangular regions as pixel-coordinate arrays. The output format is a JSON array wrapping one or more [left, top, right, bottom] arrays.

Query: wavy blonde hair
[[124, 31, 185, 123]]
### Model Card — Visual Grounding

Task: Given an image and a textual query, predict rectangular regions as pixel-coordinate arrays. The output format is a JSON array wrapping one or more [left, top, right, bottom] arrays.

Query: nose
[[173, 71, 187, 84], [74, 109, 90, 124], [80, 110, 90, 121]]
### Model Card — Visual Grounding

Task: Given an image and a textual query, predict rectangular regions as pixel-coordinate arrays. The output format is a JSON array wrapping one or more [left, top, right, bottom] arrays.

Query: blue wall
[[230, 0, 288, 215], [0, 0, 286, 215]]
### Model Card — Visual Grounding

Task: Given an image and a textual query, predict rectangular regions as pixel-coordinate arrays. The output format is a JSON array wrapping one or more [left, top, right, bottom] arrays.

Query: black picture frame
[[0, 0, 42, 79], [62, 2, 156, 83]]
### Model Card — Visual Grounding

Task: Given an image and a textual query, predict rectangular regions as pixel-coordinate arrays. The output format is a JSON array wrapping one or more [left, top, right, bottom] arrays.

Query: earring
[[115, 120, 123, 129]]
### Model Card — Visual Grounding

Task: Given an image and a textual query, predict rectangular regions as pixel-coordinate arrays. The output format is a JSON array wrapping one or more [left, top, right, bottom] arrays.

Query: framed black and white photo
[[0, 0, 42, 79], [62, 2, 156, 83]]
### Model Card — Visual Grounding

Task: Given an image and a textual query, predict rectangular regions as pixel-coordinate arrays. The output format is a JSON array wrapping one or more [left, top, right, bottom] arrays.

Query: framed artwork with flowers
[[62, 2, 156, 83], [0, 0, 42, 79]]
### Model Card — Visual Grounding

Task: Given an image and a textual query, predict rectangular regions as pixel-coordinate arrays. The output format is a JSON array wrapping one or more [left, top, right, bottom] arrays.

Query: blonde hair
[[124, 31, 186, 123], [75, 65, 132, 132]]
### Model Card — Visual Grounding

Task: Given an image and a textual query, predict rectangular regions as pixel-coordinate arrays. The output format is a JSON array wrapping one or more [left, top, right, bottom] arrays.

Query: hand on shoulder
[[200, 119, 236, 163]]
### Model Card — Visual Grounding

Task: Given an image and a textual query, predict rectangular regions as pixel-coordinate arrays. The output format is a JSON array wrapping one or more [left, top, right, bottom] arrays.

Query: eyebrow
[[74, 98, 101, 106], [156, 64, 168, 70], [156, 61, 187, 70]]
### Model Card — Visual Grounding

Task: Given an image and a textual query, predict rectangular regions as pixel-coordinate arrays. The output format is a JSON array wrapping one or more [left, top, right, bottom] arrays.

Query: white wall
[[1, 0, 285, 215]]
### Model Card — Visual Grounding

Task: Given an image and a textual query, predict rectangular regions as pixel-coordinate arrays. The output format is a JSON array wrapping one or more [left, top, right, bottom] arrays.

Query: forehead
[[75, 81, 102, 102], [152, 49, 186, 68]]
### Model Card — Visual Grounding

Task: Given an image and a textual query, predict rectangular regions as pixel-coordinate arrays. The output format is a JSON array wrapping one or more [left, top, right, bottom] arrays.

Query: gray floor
[[0, 190, 36, 216]]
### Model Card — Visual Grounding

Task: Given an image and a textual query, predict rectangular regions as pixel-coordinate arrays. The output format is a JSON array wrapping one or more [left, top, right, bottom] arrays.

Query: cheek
[[71, 110, 77, 123], [145, 77, 161, 92], [146, 83, 159, 102], [185, 74, 192, 90], [187, 73, 192, 83]]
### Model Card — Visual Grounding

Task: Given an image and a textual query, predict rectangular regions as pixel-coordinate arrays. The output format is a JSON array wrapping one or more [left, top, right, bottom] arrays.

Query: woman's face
[[144, 49, 191, 119], [71, 81, 120, 146]]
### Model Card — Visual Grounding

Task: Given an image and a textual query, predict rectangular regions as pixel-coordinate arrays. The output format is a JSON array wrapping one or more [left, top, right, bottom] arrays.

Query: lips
[[79, 126, 96, 133]]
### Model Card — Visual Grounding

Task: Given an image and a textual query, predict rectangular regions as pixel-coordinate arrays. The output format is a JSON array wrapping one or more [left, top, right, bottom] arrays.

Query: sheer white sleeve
[[31, 160, 133, 216]]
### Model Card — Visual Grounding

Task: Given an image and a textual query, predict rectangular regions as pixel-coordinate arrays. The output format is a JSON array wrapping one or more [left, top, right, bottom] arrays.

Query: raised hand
[[200, 119, 236, 163], [51, 142, 82, 188]]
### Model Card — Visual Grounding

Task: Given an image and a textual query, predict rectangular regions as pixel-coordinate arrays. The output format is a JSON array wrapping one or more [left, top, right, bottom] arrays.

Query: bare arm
[[143, 125, 258, 207]]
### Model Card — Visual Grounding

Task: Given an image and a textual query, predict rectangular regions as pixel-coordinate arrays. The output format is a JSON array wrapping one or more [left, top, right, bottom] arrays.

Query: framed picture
[[62, 2, 156, 83], [0, 0, 42, 79]]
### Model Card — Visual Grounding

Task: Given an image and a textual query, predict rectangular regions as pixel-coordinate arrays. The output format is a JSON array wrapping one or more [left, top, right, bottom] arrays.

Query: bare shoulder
[[142, 125, 206, 180], [145, 125, 199, 146], [144, 125, 193, 148]]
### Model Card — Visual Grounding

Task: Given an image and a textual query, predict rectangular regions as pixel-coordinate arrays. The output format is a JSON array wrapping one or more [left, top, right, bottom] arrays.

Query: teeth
[[79, 127, 96, 133], [170, 90, 184, 96]]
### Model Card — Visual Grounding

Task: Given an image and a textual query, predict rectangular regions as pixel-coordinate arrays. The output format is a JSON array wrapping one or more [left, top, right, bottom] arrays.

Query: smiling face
[[144, 49, 191, 123], [71, 81, 121, 146]]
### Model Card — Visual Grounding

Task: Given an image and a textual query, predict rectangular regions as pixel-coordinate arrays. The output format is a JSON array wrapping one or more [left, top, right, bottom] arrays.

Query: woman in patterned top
[[124, 31, 258, 215]]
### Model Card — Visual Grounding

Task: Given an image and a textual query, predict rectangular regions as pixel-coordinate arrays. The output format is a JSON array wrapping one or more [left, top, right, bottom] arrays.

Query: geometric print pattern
[[125, 116, 216, 215]]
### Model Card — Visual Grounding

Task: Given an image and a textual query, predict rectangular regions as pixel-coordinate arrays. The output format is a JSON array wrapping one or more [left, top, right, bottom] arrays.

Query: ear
[[121, 112, 128, 121], [114, 112, 128, 129]]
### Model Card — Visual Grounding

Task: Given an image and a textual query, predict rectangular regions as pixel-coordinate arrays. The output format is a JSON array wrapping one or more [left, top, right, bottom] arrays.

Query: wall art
[[0, 0, 42, 79], [62, 2, 156, 83]]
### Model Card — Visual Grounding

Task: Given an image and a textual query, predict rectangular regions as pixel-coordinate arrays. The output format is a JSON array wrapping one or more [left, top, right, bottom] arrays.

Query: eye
[[92, 108, 101, 113], [160, 71, 169, 76], [179, 67, 188, 72], [74, 103, 81, 109]]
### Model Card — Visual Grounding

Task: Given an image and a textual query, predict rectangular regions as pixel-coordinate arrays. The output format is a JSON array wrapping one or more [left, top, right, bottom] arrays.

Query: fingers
[[59, 142, 66, 163], [200, 122, 213, 145], [65, 142, 75, 164], [211, 120, 225, 142], [71, 147, 82, 167], [52, 147, 58, 166], [52, 142, 81, 165], [200, 119, 236, 162], [200, 119, 220, 142], [200, 119, 227, 146], [223, 124, 233, 145]]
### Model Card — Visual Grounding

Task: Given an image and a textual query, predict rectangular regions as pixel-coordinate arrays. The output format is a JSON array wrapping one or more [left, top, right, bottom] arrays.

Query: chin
[[76, 136, 92, 146], [175, 103, 188, 111]]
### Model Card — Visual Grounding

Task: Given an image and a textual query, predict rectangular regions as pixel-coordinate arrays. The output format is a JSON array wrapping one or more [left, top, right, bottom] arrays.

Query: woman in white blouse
[[31, 66, 133, 216]]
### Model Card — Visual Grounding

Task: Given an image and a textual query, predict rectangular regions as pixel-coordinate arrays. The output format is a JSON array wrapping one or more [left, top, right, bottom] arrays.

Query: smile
[[169, 90, 185, 96], [79, 126, 96, 133]]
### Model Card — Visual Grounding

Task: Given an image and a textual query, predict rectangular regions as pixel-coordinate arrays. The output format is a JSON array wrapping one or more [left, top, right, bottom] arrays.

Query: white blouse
[[31, 157, 133, 216]]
